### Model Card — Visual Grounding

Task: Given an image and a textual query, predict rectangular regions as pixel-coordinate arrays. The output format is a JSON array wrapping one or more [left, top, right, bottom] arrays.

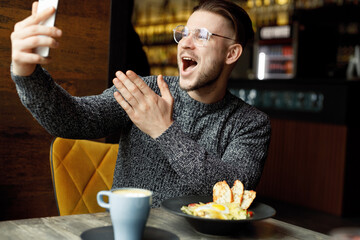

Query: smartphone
[[35, 0, 59, 57]]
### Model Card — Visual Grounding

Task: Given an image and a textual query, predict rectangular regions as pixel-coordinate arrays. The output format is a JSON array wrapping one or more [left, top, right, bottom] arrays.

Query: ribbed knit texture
[[11, 65, 271, 207]]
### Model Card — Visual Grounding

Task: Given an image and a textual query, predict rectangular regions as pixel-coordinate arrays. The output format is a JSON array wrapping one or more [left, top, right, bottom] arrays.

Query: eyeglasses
[[173, 25, 236, 47]]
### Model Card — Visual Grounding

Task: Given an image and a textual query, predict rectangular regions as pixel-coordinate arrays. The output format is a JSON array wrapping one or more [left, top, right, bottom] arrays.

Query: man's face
[[177, 10, 234, 92]]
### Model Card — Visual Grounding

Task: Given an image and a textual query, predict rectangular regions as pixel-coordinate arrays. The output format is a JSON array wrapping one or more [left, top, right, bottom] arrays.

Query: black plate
[[80, 226, 179, 240], [161, 195, 276, 235]]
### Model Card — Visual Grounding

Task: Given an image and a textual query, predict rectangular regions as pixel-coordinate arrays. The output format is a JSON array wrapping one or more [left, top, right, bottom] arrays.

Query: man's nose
[[179, 34, 196, 49]]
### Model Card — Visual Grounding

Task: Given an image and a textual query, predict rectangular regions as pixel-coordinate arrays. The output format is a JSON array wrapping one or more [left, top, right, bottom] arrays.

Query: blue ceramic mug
[[97, 188, 152, 240]]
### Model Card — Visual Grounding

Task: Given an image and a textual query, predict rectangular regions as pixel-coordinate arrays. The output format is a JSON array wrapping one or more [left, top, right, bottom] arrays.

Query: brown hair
[[193, 0, 254, 48]]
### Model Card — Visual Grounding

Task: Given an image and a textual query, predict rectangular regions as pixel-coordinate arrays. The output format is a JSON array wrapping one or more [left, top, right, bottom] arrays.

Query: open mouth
[[182, 57, 198, 72]]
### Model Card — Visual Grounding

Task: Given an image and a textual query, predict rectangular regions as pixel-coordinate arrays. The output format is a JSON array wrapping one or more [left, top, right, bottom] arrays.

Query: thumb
[[157, 75, 173, 103]]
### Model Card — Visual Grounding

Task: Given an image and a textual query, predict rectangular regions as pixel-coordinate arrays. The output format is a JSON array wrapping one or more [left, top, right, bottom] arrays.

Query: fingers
[[113, 71, 174, 118], [112, 71, 174, 138], [17, 35, 59, 50], [11, 2, 62, 73], [113, 89, 134, 115], [15, 5, 56, 30], [124, 70, 153, 95], [11, 30, 60, 65], [114, 71, 143, 107], [32, 2, 38, 16], [12, 24, 62, 41], [115, 70, 156, 105], [12, 51, 52, 65]]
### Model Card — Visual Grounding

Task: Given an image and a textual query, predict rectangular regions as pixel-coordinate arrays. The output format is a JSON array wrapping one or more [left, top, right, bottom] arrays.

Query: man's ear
[[225, 44, 243, 65]]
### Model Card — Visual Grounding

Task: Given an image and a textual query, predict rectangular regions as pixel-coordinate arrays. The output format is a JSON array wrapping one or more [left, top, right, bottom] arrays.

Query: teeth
[[183, 57, 194, 61]]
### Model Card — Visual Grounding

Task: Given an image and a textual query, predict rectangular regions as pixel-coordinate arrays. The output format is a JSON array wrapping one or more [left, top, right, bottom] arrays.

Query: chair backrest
[[50, 137, 118, 216]]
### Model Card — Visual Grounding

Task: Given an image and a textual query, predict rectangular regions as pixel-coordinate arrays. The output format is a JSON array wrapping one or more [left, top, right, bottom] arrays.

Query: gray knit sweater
[[12, 65, 271, 207]]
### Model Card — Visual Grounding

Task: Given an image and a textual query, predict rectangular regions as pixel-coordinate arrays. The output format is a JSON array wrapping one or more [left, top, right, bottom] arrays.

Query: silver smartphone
[[35, 0, 59, 57]]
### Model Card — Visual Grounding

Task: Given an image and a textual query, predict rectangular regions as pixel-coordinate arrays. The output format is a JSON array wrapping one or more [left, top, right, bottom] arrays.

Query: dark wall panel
[[0, 0, 110, 220]]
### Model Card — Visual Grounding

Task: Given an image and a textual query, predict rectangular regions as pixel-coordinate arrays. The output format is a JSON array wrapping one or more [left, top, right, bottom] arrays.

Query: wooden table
[[0, 208, 330, 240]]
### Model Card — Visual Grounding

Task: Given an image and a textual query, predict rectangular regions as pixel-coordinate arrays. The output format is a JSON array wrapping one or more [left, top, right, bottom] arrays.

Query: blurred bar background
[[0, 0, 359, 221]]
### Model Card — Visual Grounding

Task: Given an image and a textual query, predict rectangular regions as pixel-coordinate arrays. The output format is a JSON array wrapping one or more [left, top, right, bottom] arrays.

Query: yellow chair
[[50, 137, 118, 216]]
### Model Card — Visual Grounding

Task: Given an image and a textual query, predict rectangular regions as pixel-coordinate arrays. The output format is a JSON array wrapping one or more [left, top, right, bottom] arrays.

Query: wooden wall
[[257, 119, 347, 216], [0, 0, 110, 220]]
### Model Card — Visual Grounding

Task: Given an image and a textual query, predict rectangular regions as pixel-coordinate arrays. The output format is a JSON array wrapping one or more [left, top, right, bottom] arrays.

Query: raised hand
[[113, 70, 174, 139], [11, 2, 62, 76]]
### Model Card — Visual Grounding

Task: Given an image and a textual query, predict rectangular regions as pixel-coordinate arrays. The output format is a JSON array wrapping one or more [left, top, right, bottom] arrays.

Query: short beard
[[180, 59, 223, 92]]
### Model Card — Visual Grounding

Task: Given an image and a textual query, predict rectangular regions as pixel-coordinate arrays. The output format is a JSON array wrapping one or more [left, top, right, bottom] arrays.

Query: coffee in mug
[[112, 188, 152, 197], [97, 188, 152, 240]]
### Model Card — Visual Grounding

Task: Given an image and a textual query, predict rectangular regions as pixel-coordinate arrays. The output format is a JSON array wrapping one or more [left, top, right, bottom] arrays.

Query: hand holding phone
[[35, 0, 59, 57]]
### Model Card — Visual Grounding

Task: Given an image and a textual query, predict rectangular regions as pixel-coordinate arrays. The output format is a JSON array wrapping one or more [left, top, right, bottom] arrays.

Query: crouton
[[231, 179, 244, 205], [213, 180, 233, 204], [240, 190, 256, 210]]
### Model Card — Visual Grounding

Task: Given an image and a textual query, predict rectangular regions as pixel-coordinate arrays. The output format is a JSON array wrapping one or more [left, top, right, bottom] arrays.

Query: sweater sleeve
[[11, 65, 130, 139], [155, 111, 271, 193]]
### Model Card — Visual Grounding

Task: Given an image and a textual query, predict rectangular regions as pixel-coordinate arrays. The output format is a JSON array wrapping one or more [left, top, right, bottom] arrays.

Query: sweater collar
[[178, 85, 231, 113]]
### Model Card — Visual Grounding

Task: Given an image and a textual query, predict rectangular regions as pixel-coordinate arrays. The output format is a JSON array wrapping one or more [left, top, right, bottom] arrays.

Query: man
[[11, 0, 271, 207]]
